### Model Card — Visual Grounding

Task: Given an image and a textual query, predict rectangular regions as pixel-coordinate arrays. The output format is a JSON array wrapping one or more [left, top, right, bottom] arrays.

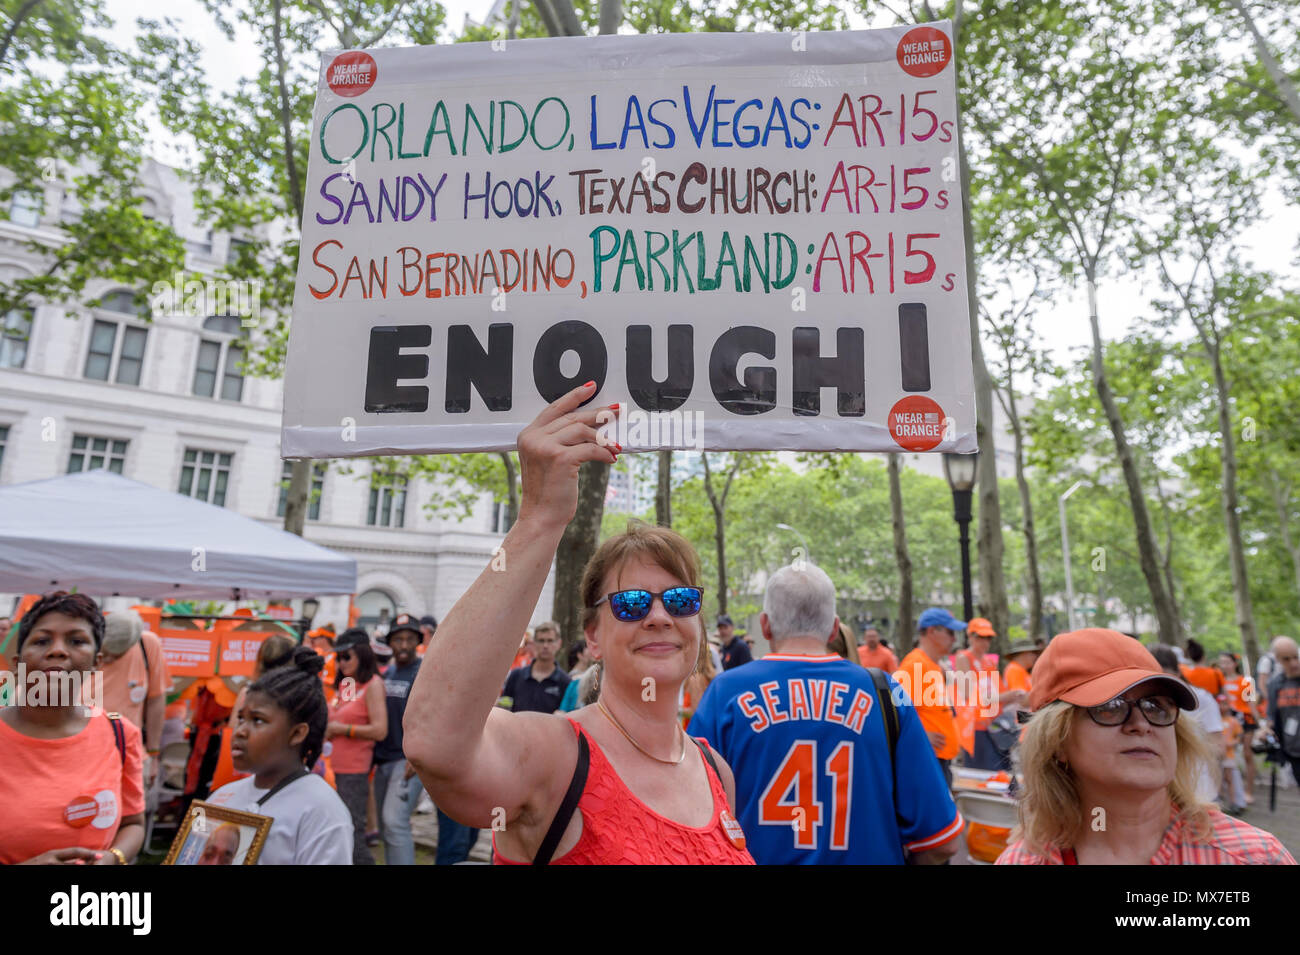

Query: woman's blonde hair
[[1013, 700, 1215, 855]]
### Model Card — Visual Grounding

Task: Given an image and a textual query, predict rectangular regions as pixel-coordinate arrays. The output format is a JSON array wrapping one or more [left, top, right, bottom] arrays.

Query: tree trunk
[[598, 0, 622, 35], [552, 461, 610, 649], [1206, 341, 1261, 668], [888, 453, 914, 649], [282, 459, 310, 536], [1268, 472, 1300, 601], [655, 450, 672, 526], [712, 499, 728, 615], [1227, 0, 1300, 125], [1006, 387, 1043, 639], [956, 97, 1009, 649], [499, 452, 519, 530], [1085, 276, 1180, 644], [1151, 473, 1184, 637]]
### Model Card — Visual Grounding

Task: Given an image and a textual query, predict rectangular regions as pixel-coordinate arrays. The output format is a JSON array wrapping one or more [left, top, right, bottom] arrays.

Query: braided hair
[[248, 646, 328, 770]]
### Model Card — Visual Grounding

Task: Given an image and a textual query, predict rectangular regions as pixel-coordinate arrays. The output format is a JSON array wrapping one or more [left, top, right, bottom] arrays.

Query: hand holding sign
[[516, 382, 619, 531]]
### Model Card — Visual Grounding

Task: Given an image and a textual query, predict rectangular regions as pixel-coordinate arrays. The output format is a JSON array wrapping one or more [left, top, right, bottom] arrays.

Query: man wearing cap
[[998, 629, 1294, 864], [372, 613, 428, 865], [418, 615, 437, 656], [897, 608, 963, 782], [717, 614, 752, 670], [1002, 641, 1037, 698], [953, 617, 1004, 770], [98, 610, 170, 786]]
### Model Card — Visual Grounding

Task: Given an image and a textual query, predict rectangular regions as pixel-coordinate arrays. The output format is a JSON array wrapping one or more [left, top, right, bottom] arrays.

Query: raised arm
[[403, 383, 617, 827]]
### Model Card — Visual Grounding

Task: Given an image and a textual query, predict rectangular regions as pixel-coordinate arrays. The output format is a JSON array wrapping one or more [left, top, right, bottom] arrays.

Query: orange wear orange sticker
[[719, 810, 747, 850], [64, 795, 98, 828], [888, 395, 945, 451], [897, 27, 952, 79]]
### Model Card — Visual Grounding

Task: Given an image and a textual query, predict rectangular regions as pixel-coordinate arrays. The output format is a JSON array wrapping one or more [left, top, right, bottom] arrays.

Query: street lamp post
[[775, 522, 811, 564], [298, 596, 320, 640], [942, 452, 978, 622], [1059, 481, 1085, 633]]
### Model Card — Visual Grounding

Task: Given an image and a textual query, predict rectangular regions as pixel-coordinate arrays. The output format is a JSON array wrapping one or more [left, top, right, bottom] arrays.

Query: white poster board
[[281, 25, 976, 456]]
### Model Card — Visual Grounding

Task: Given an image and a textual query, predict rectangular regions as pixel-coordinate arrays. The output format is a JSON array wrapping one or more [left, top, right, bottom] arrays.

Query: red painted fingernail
[[583, 380, 595, 388], [615, 444, 623, 452], [607, 403, 621, 410]]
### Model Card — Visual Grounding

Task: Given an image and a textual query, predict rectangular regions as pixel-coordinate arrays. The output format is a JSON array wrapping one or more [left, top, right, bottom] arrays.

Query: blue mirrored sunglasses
[[593, 587, 704, 622]]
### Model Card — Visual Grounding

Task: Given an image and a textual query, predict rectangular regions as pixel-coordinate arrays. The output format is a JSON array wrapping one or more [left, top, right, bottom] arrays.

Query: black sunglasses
[[593, 587, 704, 622], [1086, 695, 1179, 728], [336, 650, 354, 661]]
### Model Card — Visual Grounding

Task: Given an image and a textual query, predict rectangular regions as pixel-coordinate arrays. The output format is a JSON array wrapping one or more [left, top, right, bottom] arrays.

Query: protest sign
[[281, 25, 976, 455]]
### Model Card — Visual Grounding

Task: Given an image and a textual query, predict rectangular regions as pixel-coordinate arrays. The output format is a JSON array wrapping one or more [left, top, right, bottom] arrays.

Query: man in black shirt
[[501, 621, 570, 713], [718, 614, 752, 670], [373, 613, 427, 865]]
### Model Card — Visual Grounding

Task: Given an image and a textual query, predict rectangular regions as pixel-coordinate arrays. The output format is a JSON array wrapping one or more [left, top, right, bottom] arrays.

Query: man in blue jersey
[[689, 563, 962, 864]]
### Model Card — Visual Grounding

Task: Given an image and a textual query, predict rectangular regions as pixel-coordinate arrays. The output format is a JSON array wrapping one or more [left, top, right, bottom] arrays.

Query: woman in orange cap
[[998, 629, 1294, 865]]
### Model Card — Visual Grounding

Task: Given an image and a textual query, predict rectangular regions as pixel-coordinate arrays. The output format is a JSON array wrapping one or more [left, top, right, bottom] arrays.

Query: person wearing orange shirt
[[897, 607, 963, 785], [1002, 641, 1037, 696], [1180, 638, 1224, 697], [858, 626, 899, 671], [953, 618, 1006, 770]]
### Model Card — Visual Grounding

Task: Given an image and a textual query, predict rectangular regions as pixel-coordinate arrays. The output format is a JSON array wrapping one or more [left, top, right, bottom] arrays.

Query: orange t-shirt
[[0, 712, 145, 864], [1003, 661, 1032, 695], [1181, 665, 1223, 697], [896, 648, 959, 761], [1222, 717, 1242, 760], [1222, 677, 1254, 718], [98, 631, 170, 730], [858, 644, 899, 672]]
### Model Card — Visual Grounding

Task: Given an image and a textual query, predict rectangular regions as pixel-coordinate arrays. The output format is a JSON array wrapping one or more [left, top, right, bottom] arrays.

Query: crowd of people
[[2, 384, 1299, 865]]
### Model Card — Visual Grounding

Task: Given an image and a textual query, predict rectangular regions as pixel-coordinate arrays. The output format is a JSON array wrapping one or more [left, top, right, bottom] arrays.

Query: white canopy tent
[[0, 470, 356, 599]]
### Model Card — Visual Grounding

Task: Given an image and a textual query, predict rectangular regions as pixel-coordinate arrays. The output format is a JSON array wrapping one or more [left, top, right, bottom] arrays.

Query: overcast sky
[[100, 0, 1298, 374]]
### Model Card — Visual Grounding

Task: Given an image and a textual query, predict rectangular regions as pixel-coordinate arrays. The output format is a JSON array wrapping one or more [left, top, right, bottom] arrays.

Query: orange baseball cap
[[1028, 628, 1197, 712], [967, 617, 996, 637]]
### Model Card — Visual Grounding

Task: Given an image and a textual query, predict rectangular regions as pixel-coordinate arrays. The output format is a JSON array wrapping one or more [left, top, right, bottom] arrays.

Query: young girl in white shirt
[[208, 647, 352, 864]]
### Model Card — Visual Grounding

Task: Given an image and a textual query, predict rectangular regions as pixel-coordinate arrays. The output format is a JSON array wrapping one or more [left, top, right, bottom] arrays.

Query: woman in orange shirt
[[325, 628, 387, 865], [1218, 651, 1257, 805], [0, 592, 144, 865]]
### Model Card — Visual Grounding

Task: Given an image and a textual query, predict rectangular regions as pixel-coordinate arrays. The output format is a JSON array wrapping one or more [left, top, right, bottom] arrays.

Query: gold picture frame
[[163, 801, 273, 865]]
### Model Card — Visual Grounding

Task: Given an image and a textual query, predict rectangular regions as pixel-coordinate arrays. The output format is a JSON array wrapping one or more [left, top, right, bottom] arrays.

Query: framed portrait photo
[[163, 801, 272, 866]]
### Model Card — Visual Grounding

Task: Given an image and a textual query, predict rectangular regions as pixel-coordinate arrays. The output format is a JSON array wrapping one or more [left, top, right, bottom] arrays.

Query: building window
[[84, 319, 147, 385], [68, 435, 128, 474], [7, 189, 42, 228], [227, 237, 253, 267], [368, 468, 408, 528], [277, 461, 325, 520], [99, 289, 148, 317], [178, 448, 233, 506], [0, 424, 8, 472], [193, 316, 245, 401], [490, 500, 511, 534], [1, 308, 33, 369]]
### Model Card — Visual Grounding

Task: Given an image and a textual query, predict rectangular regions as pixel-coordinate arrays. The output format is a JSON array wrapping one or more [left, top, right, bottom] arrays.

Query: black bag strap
[[534, 730, 590, 865], [867, 667, 906, 837], [106, 713, 126, 765], [692, 736, 720, 780], [257, 768, 309, 807]]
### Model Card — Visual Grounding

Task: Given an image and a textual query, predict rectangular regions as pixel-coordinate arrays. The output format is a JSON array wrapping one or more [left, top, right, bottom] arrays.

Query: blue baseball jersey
[[688, 654, 962, 864]]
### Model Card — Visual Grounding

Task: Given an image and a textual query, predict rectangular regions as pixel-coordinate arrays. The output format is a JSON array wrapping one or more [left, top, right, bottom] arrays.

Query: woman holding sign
[[404, 382, 753, 864]]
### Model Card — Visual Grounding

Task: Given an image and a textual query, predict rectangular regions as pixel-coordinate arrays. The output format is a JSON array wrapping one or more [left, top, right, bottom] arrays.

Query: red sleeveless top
[[494, 718, 755, 865]]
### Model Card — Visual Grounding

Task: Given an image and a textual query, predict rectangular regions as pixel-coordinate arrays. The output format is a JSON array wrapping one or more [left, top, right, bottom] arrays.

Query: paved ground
[[1234, 761, 1300, 859]]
